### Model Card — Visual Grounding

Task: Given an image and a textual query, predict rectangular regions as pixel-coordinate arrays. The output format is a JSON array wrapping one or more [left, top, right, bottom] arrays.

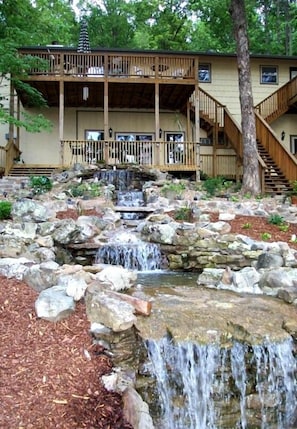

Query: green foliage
[[160, 181, 186, 199], [0, 201, 12, 220], [261, 232, 272, 241], [268, 214, 284, 226], [29, 176, 53, 194], [68, 182, 102, 198], [279, 223, 289, 232], [289, 180, 297, 195], [201, 176, 224, 196], [173, 206, 192, 221], [242, 222, 252, 229]]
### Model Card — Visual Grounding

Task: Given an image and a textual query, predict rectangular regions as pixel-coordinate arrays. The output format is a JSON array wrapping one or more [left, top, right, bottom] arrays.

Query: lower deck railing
[[61, 140, 199, 171]]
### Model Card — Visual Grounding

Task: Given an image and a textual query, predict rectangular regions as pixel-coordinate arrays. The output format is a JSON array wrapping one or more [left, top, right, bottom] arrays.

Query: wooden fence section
[[223, 108, 243, 160], [255, 75, 297, 123], [200, 153, 241, 178], [19, 50, 196, 81], [61, 140, 198, 170]]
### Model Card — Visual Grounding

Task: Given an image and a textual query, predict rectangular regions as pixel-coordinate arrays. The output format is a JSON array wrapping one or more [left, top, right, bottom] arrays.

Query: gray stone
[[35, 285, 75, 322], [23, 261, 60, 292], [11, 199, 54, 222], [95, 266, 137, 291], [123, 387, 155, 429], [256, 252, 284, 269], [85, 285, 137, 332]]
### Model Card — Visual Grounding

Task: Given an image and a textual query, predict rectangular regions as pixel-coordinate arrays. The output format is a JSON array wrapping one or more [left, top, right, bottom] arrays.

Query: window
[[200, 137, 212, 146], [165, 132, 184, 164], [290, 67, 297, 80], [199, 64, 211, 82], [290, 135, 297, 155], [115, 133, 153, 141], [260, 66, 278, 84], [85, 130, 104, 140], [115, 133, 154, 164]]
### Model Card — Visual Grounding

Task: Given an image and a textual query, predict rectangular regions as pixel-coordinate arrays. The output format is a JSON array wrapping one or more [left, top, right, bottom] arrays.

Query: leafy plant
[[278, 223, 289, 232], [173, 206, 192, 221], [29, 175, 52, 194], [160, 182, 186, 199], [268, 214, 284, 225], [242, 222, 252, 229], [261, 232, 272, 241], [0, 201, 12, 220], [201, 176, 224, 196], [68, 182, 102, 198]]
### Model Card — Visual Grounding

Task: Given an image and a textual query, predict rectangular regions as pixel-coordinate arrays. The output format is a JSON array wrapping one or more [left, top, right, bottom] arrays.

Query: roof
[[18, 45, 297, 61]]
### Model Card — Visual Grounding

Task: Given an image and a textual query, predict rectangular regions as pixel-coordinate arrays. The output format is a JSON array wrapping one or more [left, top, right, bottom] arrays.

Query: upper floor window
[[199, 64, 211, 82], [260, 66, 278, 84], [290, 67, 297, 80], [290, 135, 297, 155]]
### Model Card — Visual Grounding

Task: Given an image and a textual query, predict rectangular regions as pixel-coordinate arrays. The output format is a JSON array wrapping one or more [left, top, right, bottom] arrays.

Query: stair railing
[[5, 140, 22, 175], [255, 75, 297, 123], [255, 111, 297, 182], [198, 87, 225, 127]]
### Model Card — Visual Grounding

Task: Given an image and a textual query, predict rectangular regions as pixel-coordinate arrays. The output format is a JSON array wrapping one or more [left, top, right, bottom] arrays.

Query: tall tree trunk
[[230, 0, 261, 195]]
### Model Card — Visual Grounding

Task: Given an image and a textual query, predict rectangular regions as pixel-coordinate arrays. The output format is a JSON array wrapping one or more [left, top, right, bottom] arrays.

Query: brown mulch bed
[[0, 276, 133, 429], [219, 214, 297, 250], [2, 209, 297, 428]]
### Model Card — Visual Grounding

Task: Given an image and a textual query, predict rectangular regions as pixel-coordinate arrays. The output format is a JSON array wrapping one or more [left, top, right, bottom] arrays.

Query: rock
[[123, 387, 155, 429], [256, 252, 284, 269], [258, 268, 297, 300], [0, 257, 33, 279], [23, 261, 60, 292], [11, 199, 55, 222], [85, 284, 137, 332], [35, 285, 75, 322], [95, 266, 137, 291]]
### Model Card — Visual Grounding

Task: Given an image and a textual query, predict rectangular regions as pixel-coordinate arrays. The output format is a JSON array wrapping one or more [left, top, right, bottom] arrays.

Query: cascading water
[[95, 168, 162, 270], [145, 337, 297, 429], [96, 231, 162, 271], [117, 190, 145, 220]]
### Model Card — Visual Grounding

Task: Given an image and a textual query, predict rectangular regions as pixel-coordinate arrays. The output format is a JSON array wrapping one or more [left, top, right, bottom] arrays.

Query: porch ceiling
[[17, 81, 195, 111]]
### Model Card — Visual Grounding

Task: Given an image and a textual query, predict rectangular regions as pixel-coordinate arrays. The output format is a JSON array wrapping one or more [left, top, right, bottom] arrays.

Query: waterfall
[[145, 337, 297, 429], [94, 169, 135, 191], [96, 231, 162, 271]]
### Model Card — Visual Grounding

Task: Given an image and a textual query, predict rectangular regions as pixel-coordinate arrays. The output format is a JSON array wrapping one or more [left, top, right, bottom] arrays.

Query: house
[[2, 46, 297, 192]]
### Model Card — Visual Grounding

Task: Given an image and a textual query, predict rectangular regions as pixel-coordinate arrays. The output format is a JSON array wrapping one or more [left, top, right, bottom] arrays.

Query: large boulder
[[35, 285, 75, 322]]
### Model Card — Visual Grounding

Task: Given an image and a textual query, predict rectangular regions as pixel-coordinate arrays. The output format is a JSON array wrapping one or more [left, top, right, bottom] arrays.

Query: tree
[[0, 0, 77, 132], [230, 0, 261, 195]]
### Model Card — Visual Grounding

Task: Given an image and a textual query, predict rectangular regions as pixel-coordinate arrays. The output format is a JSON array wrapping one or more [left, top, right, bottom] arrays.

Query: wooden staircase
[[8, 165, 58, 177], [256, 141, 291, 194], [198, 86, 297, 194]]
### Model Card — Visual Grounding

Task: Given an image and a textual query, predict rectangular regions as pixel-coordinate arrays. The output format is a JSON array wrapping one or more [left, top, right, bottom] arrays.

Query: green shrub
[[173, 206, 192, 221], [160, 181, 186, 199], [29, 176, 52, 194], [202, 176, 224, 196], [261, 232, 272, 241], [0, 201, 12, 219], [268, 214, 284, 226], [68, 182, 102, 198]]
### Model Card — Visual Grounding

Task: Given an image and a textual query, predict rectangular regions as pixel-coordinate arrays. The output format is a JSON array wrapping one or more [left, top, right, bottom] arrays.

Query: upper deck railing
[[18, 49, 196, 81]]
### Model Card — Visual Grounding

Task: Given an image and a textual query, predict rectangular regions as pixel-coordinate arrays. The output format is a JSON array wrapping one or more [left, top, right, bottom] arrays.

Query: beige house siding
[[198, 55, 297, 123], [18, 108, 190, 165]]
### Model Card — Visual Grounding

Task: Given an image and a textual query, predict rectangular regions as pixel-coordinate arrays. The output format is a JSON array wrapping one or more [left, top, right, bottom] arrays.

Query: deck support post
[[59, 80, 64, 166], [194, 58, 200, 180], [155, 81, 160, 165]]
